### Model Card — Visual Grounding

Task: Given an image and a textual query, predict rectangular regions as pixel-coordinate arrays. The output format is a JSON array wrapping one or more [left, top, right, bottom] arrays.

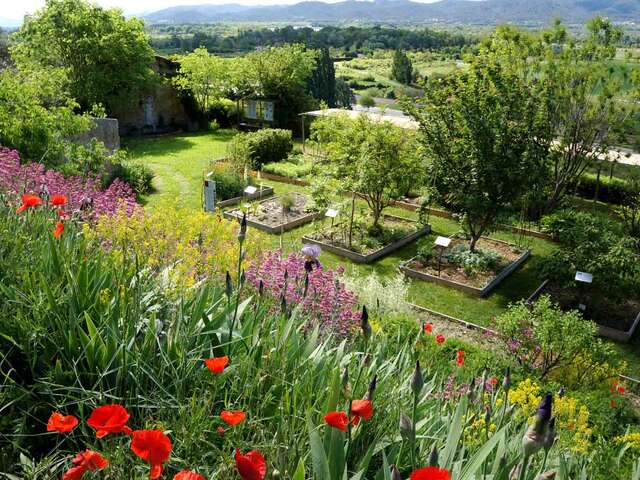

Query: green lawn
[[126, 131, 640, 377]]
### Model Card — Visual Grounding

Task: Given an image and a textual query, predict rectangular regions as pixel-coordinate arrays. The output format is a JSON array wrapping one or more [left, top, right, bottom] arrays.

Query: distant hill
[[142, 0, 640, 25]]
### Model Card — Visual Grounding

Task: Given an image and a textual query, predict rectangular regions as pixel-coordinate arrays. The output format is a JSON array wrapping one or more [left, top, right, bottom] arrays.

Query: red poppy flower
[[424, 322, 433, 334], [324, 411, 349, 432], [131, 429, 172, 479], [205, 356, 229, 374], [47, 412, 78, 433], [221, 410, 246, 426], [51, 194, 68, 206], [351, 400, 374, 421], [436, 334, 445, 344], [16, 194, 42, 214], [53, 221, 65, 239], [87, 404, 132, 438], [490, 377, 498, 386], [409, 466, 451, 480], [456, 350, 465, 367], [235, 449, 266, 480], [63, 450, 109, 480], [174, 470, 206, 480], [618, 385, 626, 394]]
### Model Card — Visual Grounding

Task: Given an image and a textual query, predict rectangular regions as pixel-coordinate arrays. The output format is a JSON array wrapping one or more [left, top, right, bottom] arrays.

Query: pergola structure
[[299, 108, 419, 148]]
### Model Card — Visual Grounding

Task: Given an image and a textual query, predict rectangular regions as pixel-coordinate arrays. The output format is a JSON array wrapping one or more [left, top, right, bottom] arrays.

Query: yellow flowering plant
[[508, 378, 594, 454], [85, 207, 264, 291]]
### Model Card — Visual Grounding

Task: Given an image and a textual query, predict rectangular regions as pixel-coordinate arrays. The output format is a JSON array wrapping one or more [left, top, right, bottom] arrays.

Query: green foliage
[[0, 66, 91, 166], [174, 47, 230, 113], [407, 45, 548, 251], [358, 94, 375, 108], [104, 160, 155, 196], [309, 48, 336, 107], [312, 113, 421, 227], [391, 49, 413, 85], [207, 163, 248, 200], [229, 128, 294, 170], [539, 209, 640, 296], [446, 243, 502, 277], [262, 154, 314, 179], [576, 172, 638, 205], [334, 78, 355, 109], [495, 296, 600, 379], [12, 0, 155, 112]]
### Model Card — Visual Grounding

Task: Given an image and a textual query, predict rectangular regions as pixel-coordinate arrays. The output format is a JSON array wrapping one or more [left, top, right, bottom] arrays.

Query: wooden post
[[301, 114, 306, 153]]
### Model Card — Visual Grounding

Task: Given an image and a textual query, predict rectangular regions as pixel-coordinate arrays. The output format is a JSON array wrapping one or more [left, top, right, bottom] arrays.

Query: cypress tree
[[309, 48, 336, 107], [391, 49, 413, 85]]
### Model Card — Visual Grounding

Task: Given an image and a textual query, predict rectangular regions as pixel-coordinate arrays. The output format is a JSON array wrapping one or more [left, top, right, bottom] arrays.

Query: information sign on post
[[204, 177, 216, 213], [244, 186, 258, 195], [434, 236, 451, 277], [575, 271, 593, 311]]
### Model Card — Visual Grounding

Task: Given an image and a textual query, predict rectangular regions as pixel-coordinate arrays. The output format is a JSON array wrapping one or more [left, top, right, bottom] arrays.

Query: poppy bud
[[360, 305, 371, 341], [480, 370, 488, 395], [366, 375, 377, 401], [284, 269, 289, 282], [341, 366, 349, 389], [485, 405, 492, 426], [411, 360, 424, 396], [399, 413, 414, 442], [225, 271, 233, 299], [522, 394, 553, 457], [503, 367, 511, 391], [390, 465, 401, 480], [543, 418, 556, 451], [428, 445, 439, 466], [239, 270, 246, 287], [271, 469, 281, 479], [259, 279, 264, 296], [238, 213, 247, 242]]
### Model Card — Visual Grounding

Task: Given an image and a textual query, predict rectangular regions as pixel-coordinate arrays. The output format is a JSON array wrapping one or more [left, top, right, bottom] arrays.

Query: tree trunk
[[348, 192, 356, 249], [469, 235, 479, 253]]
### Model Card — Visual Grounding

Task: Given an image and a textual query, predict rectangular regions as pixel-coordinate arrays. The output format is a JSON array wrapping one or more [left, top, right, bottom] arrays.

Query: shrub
[[358, 94, 375, 108], [343, 272, 410, 317], [574, 173, 635, 205], [105, 161, 155, 196], [229, 129, 294, 170], [245, 250, 360, 337], [495, 296, 607, 380], [206, 162, 248, 200], [446, 243, 502, 277], [85, 206, 264, 291]]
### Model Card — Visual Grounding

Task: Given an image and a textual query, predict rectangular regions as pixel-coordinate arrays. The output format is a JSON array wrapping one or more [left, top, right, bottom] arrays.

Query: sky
[[1, 0, 441, 22]]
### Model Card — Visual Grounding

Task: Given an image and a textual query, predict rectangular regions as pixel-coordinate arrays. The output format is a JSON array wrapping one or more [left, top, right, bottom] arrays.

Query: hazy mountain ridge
[[142, 0, 640, 25]]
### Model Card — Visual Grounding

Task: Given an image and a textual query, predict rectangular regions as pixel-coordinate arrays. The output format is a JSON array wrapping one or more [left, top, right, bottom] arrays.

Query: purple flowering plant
[[0, 146, 137, 220], [246, 250, 361, 337]]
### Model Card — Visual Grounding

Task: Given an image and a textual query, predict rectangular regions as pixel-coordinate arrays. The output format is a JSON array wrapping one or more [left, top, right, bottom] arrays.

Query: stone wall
[[73, 117, 120, 153]]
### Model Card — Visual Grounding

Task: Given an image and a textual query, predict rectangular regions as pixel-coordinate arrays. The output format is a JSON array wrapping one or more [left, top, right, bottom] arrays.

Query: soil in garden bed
[[542, 282, 639, 332], [306, 217, 417, 255], [238, 193, 314, 227], [405, 238, 522, 288]]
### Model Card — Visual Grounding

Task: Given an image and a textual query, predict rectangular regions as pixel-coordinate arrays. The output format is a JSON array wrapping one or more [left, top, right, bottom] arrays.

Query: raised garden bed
[[302, 215, 431, 264], [216, 185, 275, 208], [400, 237, 530, 297], [527, 280, 640, 342], [224, 193, 321, 234]]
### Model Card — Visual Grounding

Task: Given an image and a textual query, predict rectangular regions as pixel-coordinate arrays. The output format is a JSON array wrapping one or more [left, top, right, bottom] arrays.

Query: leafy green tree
[[407, 54, 548, 252], [0, 65, 91, 165], [173, 47, 230, 113], [334, 78, 355, 109], [238, 44, 317, 128], [11, 0, 155, 111], [309, 47, 336, 107], [312, 113, 421, 233], [391, 49, 413, 85]]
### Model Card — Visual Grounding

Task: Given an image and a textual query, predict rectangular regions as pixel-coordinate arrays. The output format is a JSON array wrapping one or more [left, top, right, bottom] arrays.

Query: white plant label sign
[[244, 186, 257, 195], [325, 208, 339, 218], [435, 236, 451, 248]]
